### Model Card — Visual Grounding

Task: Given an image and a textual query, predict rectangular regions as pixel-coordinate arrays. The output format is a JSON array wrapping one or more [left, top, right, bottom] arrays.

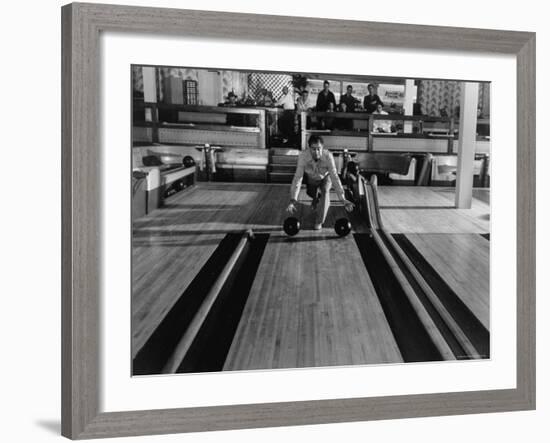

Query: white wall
[[1, 1, 547, 442]]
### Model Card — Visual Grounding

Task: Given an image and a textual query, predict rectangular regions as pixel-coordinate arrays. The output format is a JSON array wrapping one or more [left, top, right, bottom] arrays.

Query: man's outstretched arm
[[327, 154, 355, 212], [287, 155, 305, 213], [289, 155, 305, 202]]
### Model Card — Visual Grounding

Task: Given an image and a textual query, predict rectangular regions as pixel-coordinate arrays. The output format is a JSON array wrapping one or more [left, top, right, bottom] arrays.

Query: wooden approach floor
[[378, 186, 490, 233], [132, 183, 490, 370]]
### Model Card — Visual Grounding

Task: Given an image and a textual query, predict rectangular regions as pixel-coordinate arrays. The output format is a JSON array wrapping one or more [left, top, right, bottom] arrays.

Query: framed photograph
[[62, 2, 535, 439]]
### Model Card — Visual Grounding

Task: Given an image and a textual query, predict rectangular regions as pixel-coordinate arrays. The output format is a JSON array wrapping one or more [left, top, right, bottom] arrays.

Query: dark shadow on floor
[[35, 420, 60, 435], [379, 205, 455, 210], [133, 228, 280, 238], [270, 234, 349, 243]]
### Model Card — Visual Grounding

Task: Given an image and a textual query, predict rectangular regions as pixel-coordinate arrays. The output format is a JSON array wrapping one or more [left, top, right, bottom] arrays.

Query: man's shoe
[[313, 223, 322, 230]]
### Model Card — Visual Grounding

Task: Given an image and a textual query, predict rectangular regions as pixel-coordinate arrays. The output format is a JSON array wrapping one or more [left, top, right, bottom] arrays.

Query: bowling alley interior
[[131, 65, 490, 376]]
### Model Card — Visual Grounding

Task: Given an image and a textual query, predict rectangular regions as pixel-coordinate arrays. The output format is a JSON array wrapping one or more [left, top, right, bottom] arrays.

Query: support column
[[142, 67, 157, 122], [142, 67, 157, 101], [403, 79, 415, 133], [455, 82, 479, 209]]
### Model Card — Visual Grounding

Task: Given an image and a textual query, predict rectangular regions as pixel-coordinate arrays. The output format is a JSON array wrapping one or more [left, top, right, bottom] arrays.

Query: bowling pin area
[[131, 179, 490, 375]]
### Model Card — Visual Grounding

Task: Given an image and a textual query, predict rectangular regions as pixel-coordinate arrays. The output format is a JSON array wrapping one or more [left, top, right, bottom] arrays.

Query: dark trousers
[[306, 175, 332, 225]]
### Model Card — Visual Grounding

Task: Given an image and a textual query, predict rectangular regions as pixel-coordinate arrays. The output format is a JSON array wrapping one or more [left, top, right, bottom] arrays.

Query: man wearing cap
[[223, 91, 238, 107]]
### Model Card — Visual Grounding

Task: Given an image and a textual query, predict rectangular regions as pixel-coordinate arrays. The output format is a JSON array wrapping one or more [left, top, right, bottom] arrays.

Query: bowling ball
[[283, 217, 300, 236], [334, 218, 351, 237], [182, 156, 196, 168]]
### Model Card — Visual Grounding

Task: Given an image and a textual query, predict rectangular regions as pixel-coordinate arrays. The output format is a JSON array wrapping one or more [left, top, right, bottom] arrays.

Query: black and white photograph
[[4, 0, 545, 441], [131, 65, 491, 376]]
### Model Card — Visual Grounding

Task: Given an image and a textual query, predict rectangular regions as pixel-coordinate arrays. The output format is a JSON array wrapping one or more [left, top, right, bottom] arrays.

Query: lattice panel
[[248, 73, 292, 102]]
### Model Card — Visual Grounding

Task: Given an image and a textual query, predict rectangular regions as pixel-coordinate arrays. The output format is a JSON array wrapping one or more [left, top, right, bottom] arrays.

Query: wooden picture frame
[[61, 2, 535, 439]]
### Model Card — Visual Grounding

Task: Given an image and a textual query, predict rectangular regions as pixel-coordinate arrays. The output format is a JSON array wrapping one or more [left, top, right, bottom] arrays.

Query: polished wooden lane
[[402, 233, 490, 330], [132, 183, 283, 356], [223, 229, 403, 371], [132, 183, 358, 357], [133, 183, 490, 368], [377, 186, 490, 233]]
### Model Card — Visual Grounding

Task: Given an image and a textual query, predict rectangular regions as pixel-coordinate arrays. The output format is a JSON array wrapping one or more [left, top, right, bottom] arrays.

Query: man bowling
[[286, 135, 354, 230]]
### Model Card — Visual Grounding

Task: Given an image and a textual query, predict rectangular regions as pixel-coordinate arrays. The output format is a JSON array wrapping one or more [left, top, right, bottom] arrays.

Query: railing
[[301, 110, 458, 152], [356, 174, 489, 360], [133, 101, 267, 149]]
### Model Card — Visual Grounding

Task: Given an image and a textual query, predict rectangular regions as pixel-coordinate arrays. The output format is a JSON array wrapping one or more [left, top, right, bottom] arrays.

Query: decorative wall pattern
[[417, 80, 462, 117], [132, 66, 144, 95], [220, 71, 250, 101], [478, 84, 490, 118], [417, 80, 490, 117]]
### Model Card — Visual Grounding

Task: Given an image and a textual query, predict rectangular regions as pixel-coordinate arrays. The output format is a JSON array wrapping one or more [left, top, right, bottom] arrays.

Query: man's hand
[[343, 200, 355, 212], [286, 200, 298, 214]]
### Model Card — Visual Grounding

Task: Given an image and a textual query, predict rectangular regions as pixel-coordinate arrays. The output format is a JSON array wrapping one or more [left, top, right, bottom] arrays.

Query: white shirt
[[372, 110, 392, 133], [296, 97, 313, 112], [276, 92, 295, 110], [290, 149, 346, 201]]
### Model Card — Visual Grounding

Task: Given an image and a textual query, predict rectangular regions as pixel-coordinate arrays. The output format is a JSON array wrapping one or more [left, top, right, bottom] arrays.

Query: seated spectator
[[257, 89, 274, 107], [296, 90, 313, 112], [372, 103, 393, 133]]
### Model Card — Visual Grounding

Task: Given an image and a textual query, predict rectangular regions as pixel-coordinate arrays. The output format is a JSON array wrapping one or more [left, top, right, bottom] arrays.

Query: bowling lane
[[399, 233, 490, 330], [223, 231, 404, 371], [132, 183, 284, 356], [132, 183, 357, 357], [377, 186, 490, 234]]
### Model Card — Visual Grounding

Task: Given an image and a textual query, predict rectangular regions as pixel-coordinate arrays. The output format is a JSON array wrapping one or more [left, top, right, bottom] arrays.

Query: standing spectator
[[276, 86, 295, 143], [315, 80, 336, 112], [339, 85, 359, 112], [275, 86, 295, 110], [316, 80, 336, 129], [363, 83, 384, 113]]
